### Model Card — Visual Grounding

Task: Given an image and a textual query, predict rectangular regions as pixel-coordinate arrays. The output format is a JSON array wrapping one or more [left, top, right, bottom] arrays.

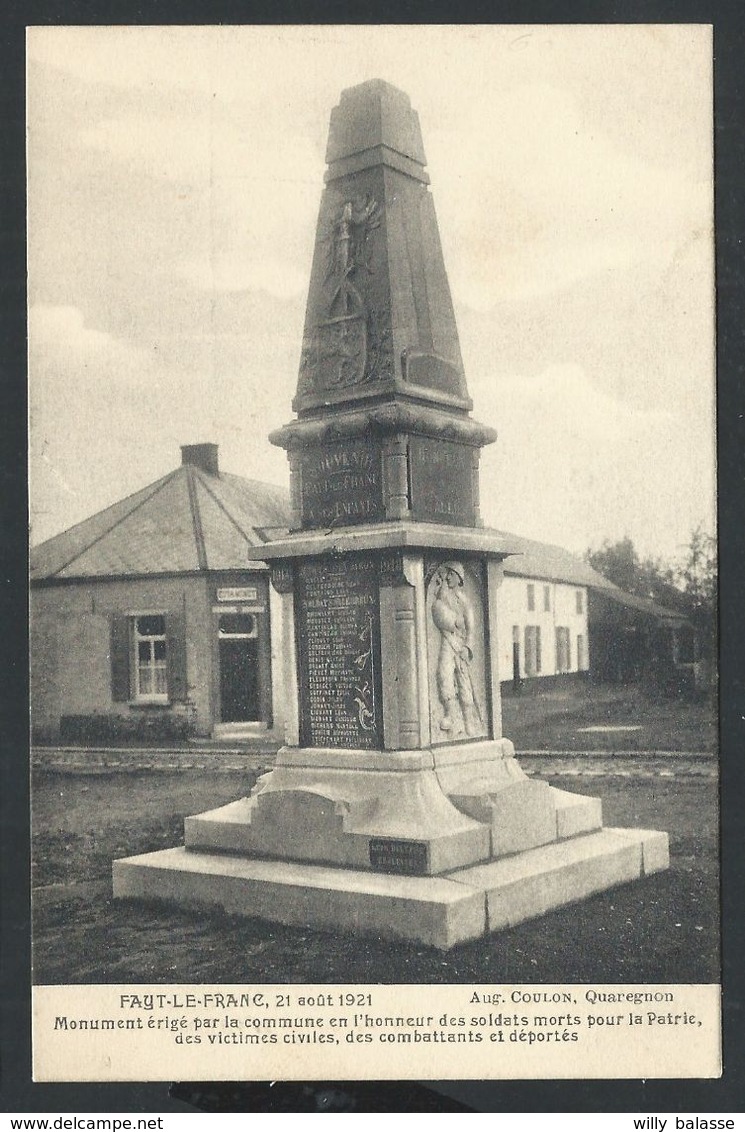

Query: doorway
[[218, 613, 260, 723]]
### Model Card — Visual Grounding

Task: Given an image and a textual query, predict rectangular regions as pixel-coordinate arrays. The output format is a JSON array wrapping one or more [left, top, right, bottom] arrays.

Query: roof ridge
[[185, 466, 208, 571], [193, 469, 258, 546], [218, 470, 290, 497], [493, 528, 591, 559], [600, 587, 686, 618], [39, 468, 182, 578], [31, 468, 176, 553]]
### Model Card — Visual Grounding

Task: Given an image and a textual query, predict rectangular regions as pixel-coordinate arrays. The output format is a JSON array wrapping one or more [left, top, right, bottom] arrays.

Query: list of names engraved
[[296, 556, 383, 749]]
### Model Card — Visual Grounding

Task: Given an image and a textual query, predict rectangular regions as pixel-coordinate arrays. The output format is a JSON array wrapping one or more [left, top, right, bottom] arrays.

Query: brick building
[[30, 444, 288, 742]]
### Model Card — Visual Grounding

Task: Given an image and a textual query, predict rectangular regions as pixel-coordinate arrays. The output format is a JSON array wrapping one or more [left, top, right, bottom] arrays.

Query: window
[[218, 613, 257, 638], [524, 625, 542, 676], [544, 585, 551, 612], [527, 583, 535, 611], [512, 625, 521, 680], [577, 634, 587, 670], [134, 615, 167, 700], [110, 611, 187, 705], [576, 589, 584, 614], [556, 626, 571, 672]]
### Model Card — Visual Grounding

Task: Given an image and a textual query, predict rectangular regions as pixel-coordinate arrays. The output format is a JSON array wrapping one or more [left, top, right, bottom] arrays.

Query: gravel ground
[[31, 767, 719, 986], [501, 685, 717, 752]]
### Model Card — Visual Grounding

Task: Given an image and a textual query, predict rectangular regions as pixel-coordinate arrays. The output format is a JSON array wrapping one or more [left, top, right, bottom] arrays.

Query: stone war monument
[[113, 80, 669, 949]]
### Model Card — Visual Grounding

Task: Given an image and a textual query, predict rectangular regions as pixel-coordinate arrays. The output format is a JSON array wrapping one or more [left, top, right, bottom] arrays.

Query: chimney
[[181, 443, 219, 476]]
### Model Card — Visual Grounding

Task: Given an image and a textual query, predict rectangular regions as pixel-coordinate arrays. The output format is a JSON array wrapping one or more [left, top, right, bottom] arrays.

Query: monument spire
[[272, 79, 495, 533], [292, 78, 471, 415]]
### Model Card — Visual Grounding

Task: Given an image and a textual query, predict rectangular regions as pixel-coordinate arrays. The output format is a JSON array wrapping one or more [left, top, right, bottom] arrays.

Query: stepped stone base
[[112, 740, 666, 949], [182, 740, 604, 876], [112, 827, 669, 950], [184, 753, 491, 875]]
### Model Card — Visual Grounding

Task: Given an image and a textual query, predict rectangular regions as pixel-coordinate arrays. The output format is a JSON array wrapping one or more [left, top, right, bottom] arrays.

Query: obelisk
[[114, 81, 669, 949]]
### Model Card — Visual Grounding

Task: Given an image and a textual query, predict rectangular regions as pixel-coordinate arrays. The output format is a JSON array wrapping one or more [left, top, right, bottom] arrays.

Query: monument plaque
[[300, 439, 384, 528], [409, 436, 475, 526], [369, 838, 429, 876], [295, 554, 383, 748]]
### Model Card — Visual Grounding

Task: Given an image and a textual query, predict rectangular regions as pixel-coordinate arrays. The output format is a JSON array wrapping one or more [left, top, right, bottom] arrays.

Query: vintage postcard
[[27, 24, 718, 1084]]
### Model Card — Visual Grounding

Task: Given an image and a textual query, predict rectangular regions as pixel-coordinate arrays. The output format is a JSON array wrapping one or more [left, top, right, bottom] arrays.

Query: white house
[[493, 532, 616, 689]]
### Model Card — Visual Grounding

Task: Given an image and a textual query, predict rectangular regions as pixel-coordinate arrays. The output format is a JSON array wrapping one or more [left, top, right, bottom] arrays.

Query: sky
[[27, 25, 715, 565]]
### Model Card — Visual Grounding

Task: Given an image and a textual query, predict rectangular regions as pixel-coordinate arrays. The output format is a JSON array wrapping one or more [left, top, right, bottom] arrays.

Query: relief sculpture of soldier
[[431, 561, 484, 738]]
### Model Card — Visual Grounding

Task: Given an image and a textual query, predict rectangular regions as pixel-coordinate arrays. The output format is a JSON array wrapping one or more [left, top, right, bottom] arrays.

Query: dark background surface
[[2, 0, 744, 1114]]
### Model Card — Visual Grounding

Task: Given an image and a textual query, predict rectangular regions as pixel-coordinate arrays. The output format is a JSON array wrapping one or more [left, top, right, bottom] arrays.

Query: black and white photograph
[[26, 24, 719, 1083]]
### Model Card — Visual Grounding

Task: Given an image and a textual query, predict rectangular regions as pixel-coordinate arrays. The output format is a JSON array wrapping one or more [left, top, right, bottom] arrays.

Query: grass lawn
[[502, 683, 717, 752], [32, 764, 719, 986]]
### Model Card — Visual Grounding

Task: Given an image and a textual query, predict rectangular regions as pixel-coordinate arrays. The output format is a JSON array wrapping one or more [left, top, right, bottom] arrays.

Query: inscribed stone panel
[[296, 555, 383, 749]]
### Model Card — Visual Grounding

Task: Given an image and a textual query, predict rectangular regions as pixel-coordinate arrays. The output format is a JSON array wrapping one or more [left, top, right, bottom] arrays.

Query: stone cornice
[[270, 402, 497, 450], [246, 520, 517, 562], [325, 145, 430, 185]]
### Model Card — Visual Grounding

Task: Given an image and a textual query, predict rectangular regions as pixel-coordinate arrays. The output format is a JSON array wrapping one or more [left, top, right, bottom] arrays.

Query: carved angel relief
[[298, 195, 392, 395], [325, 195, 382, 287]]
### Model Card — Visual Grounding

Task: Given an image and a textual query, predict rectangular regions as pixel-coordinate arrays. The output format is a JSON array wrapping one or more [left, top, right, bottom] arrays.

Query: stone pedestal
[[180, 738, 608, 875], [113, 827, 669, 951], [113, 79, 669, 949]]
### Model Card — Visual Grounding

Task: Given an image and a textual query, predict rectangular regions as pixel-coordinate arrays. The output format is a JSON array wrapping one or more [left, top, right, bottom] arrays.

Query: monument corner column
[[269, 565, 299, 746], [486, 557, 506, 741]]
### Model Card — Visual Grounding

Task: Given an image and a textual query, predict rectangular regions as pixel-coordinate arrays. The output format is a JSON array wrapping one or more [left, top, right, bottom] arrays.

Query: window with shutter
[[111, 612, 186, 703], [165, 612, 188, 702], [556, 626, 571, 672], [110, 615, 131, 702], [524, 625, 542, 676]]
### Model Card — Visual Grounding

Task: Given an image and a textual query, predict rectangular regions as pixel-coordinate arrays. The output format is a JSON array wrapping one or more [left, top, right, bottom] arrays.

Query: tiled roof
[[497, 531, 686, 622], [29, 472, 178, 581], [590, 585, 688, 624], [494, 529, 617, 591], [30, 465, 290, 581]]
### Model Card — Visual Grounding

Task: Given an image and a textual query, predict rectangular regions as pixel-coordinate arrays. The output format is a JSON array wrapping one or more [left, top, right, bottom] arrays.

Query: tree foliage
[[586, 527, 718, 657]]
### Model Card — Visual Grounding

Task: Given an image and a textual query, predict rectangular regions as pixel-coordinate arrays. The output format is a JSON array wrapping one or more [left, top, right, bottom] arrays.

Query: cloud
[[483, 363, 674, 443], [28, 302, 292, 545], [429, 82, 711, 310], [29, 304, 161, 542], [27, 27, 265, 96], [473, 363, 712, 560], [30, 303, 119, 356], [77, 110, 321, 296], [27, 29, 714, 562], [174, 255, 308, 301], [29, 303, 162, 395]]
